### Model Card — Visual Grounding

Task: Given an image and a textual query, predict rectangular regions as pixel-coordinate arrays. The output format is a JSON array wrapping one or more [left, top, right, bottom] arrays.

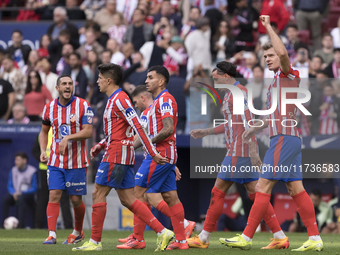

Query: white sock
[[183, 219, 189, 229], [90, 238, 100, 245], [72, 229, 81, 236], [49, 231, 56, 239], [242, 234, 252, 242], [157, 228, 166, 236], [198, 230, 211, 243], [309, 235, 321, 241], [273, 230, 286, 239]]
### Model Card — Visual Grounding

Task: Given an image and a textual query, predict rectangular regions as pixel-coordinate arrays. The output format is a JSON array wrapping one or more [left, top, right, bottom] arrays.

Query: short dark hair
[[262, 42, 273, 51], [311, 189, 322, 198], [334, 48, 340, 53], [212, 61, 237, 77], [98, 63, 123, 85], [57, 74, 73, 86], [102, 49, 113, 57], [316, 69, 328, 77], [59, 29, 71, 37], [252, 64, 263, 72], [286, 24, 298, 30], [134, 8, 145, 16], [148, 65, 170, 85], [70, 52, 81, 60], [190, 6, 201, 14], [131, 85, 148, 98], [313, 55, 324, 63], [15, 152, 28, 160], [196, 17, 210, 30], [12, 29, 23, 36], [2, 54, 13, 62]]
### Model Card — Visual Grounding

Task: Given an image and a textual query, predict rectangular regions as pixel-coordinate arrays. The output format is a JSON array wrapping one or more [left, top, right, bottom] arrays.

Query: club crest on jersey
[[161, 102, 172, 114], [125, 107, 137, 119], [70, 114, 77, 122]]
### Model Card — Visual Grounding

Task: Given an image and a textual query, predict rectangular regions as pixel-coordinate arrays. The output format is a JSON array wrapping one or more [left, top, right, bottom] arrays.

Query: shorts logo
[[125, 108, 137, 119], [76, 188, 83, 192], [98, 169, 104, 173], [70, 114, 77, 122], [161, 102, 172, 114], [136, 172, 143, 177], [66, 182, 71, 187]]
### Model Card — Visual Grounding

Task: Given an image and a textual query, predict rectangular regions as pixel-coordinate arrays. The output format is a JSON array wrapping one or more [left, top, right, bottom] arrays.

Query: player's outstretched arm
[[260, 15, 290, 74], [39, 124, 50, 163], [151, 117, 174, 144]]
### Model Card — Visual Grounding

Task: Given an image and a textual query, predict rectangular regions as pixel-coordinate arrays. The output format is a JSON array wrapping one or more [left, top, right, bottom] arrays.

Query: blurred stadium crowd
[[0, 0, 340, 232]]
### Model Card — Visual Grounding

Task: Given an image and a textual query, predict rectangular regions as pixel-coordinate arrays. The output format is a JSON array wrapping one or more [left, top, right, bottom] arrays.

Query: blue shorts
[[217, 156, 259, 184], [135, 155, 176, 193], [95, 162, 135, 190], [260, 135, 302, 182], [47, 166, 87, 195]]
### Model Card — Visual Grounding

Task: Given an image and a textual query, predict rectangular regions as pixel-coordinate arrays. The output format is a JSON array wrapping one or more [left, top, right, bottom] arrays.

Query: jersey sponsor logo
[[161, 102, 172, 114], [125, 107, 137, 119], [70, 114, 77, 122], [60, 124, 69, 137], [121, 140, 133, 145]]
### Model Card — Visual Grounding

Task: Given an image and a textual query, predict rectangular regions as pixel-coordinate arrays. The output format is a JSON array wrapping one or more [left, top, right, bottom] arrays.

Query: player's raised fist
[[260, 15, 270, 27]]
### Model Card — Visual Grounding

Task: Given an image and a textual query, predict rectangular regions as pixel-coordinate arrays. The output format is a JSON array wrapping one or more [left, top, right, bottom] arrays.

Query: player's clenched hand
[[260, 15, 270, 28], [190, 129, 208, 139], [59, 137, 69, 155], [90, 144, 103, 159], [175, 166, 181, 181], [250, 153, 262, 171], [242, 128, 256, 143], [40, 151, 48, 163], [152, 153, 168, 165]]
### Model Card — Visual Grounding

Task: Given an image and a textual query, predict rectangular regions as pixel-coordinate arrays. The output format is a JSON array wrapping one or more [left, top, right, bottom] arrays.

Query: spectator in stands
[[37, 34, 51, 58], [101, 50, 112, 65], [121, 42, 134, 69], [17, 0, 40, 21], [230, 0, 258, 52], [258, 0, 289, 36], [153, 0, 182, 33], [331, 80, 340, 131], [294, 0, 329, 49], [185, 17, 211, 76], [62, 52, 88, 99], [286, 24, 306, 62], [2, 152, 37, 229], [204, 0, 223, 42], [314, 34, 335, 66], [124, 8, 153, 52], [93, 0, 117, 33], [230, 51, 258, 81], [292, 45, 309, 68], [35, 0, 61, 20], [77, 28, 104, 63], [331, 17, 340, 48], [0, 79, 15, 122], [6, 30, 32, 69], [107, 12, 127, 49], [22, 50, 39, 76], [212, 20, 235, 64], [311, 189, 334, 233], [24, 70, 52, 121], [66, 0, 86, 20], [319, 85, 338, 134], [309, 56, 324, 78], [36, 57, 59, 99], [106, 39, 124, 65], [258, 22, 288, 47], [246, 64, 266, 112], [324, 48, 340, 78], [180, 6, 200, 40], [153, 16, 178, 42], [1, 54, 26, 102], [122, 51, 148, 87], [116, 0, 138, 23], [47, 7, 79, 45], [7, 103, 30, 124], [80, 0, 105, 19], [55, 43, 74, 76], [82, 50, 99, 100], [198, 0, 227, 16], [217, 196, 247, 231]]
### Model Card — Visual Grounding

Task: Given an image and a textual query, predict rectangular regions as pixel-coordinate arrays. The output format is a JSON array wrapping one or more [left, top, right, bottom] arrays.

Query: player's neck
[[58, 97, 72, 106], [106, 84, 120, 97], [152, 87, 165, 98], [144, 99, 153, 109]]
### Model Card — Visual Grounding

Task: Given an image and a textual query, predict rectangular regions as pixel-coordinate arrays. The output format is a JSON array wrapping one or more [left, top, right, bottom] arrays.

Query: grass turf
[[0, 230, 339, 254]]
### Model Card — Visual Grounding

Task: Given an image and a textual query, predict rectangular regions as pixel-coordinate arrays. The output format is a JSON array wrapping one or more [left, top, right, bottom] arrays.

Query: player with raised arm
[[40, 75, 93, 245], [220, 15, 323, 251], [187, 61, 288, 250], [131, 66, 188, 250], [72, 64, 172, 252], [117, 85, 195, 249]]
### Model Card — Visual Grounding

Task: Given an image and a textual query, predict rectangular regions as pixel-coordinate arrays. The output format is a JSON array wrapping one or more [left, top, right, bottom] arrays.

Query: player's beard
[[60, 89, 73, 101]]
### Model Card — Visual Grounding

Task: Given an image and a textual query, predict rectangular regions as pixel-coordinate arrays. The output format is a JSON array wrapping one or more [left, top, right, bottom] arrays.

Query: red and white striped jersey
[[140, 105, 151, 130], [237, 66, 253, 81], [222, 82, 257, 157], [148, 89, 178, 164], [42, 96, 93, 169], [99, 88, 157, 165], [266, 67, 301, 138]]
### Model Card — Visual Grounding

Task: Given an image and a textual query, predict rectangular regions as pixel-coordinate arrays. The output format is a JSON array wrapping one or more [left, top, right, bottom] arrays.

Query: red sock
[[133, 201, 149, 240], [47, 202, 60, 232], [248, 193, 281, 234], [73, 201, 85, 233], [129, 199, 164, 233], [156, 200, 171, 217], [243, 192, 271, 238], [292, 190, 319, 236], [203, 187, 226, 232], [169, 202, 185, 241], [91, 202, 107, 242]]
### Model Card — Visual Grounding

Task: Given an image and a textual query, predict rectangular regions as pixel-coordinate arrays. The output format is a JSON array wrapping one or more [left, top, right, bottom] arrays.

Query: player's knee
[[70, 195, 82, 207], [49, 190, 62, 203]]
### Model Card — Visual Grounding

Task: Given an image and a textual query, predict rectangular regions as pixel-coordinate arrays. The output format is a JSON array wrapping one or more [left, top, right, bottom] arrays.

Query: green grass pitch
[[0, 230, 339, 254]]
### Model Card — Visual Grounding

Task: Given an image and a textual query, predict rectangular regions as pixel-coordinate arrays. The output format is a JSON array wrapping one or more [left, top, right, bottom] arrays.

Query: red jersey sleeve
[[280, 67, 300, 87], [159, 95, 175, 120], [240, 88, 256, 142], [41, 103, 50, 126]]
